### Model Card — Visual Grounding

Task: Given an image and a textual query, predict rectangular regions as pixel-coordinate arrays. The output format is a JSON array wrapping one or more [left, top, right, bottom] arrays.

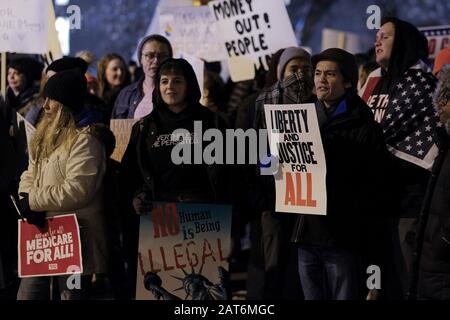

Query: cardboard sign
[[321, 28, 362, 54], [109, 119, 138, 162], [18, 214, 83, 277], [159, 5, 226, 62], [419, 25, 450, 59], [0, 0, 49, 54], [264, 104, 327, 215], [136, 202, 232, 300], [208, 0, 297, 82]]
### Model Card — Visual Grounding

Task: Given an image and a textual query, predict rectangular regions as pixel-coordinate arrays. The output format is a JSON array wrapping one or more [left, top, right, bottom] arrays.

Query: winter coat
[[417, 129, 450, 299], [291, 92, 395, 250], [359, 18, 438, 218], [2, 86, 39, 127], [111, 77, 144, 119], [417, 66, 450, 299], [18, 127, 108, 275]]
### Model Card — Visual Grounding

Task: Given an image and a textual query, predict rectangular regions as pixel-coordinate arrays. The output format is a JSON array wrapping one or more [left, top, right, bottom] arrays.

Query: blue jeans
[[298, 246, 360, 300], [17, 275, 90, 300]]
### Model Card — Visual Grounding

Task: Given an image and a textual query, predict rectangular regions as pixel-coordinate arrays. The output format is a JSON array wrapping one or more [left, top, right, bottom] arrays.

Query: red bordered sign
[[18, 213, 83, 277]]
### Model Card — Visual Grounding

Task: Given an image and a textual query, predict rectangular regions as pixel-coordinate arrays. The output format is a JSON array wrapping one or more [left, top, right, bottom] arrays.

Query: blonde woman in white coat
[[17, 69, 108, 300]]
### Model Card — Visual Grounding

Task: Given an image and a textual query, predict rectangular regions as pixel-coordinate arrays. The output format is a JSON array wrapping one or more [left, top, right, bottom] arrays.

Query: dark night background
[[55, 0, 450, 63]]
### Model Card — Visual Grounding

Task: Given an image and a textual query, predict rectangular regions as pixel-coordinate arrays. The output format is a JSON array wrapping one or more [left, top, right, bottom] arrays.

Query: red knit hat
[[433, 47, 450, 75]]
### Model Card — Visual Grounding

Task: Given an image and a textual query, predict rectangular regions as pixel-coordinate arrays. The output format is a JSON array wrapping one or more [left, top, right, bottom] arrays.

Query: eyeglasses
[[141, 52, 169, 61]]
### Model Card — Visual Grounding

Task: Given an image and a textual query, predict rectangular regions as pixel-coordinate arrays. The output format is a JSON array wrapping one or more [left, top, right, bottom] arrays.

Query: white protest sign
[[41, 0, 63, 65], [209, 0, 297, 82], [0, 0, 49, 54], [419, 25, 450, 59], [264, 104, 327, 215], [16, 112, 36, 151], [322, 28, 362, 54], [159, 6, 227, 62]]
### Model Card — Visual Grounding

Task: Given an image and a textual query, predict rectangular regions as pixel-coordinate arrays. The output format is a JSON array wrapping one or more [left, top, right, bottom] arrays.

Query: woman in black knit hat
[[17, 69, 109, 300]]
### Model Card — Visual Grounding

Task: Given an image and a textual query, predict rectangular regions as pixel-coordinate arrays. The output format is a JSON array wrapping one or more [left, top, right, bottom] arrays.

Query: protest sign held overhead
[[159, 5, 226, 62], [265, 104, 327, 215], [208, 0, 297, 82], [0, 0, 49, 54], [18, 214, 83, 277], [41, 0, 63, 65], [321, 28, 362, 54], [136, 202, 232, 300]]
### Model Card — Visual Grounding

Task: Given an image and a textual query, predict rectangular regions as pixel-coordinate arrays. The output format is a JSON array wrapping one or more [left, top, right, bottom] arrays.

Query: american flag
[[381, 68, 440, 170]]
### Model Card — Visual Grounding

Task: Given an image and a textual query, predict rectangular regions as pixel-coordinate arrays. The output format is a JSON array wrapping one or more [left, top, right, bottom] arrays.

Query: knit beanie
[[46, 57, 88, 74], [433, 48, 450, 76], [312, 48, 358, 91], [137, 34, 173, 66], [44, 69, 87, 114], [277, 47, 311, 80], [8, 57, 44, 84]]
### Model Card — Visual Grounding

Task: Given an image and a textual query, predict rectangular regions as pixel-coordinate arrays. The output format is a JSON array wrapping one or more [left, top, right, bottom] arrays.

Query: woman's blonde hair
[[30, 99, 78, 162]]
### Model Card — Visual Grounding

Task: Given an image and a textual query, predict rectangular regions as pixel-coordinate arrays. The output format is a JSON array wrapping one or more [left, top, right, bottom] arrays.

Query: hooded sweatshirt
[[360, 17, 439, 171], [137, 58, 218, 201]]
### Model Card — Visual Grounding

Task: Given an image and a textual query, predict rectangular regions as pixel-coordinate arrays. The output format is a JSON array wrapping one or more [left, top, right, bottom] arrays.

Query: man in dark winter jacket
[[250, 47, 314, 300], [291, 48, 392, 300], [416, 65, 450, 300], [359, 17, 440, 298]]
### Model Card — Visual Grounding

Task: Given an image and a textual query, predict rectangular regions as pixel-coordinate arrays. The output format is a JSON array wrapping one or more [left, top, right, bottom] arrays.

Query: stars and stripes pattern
[[421, 28, 450, 37], [381, 68, 439, 170]]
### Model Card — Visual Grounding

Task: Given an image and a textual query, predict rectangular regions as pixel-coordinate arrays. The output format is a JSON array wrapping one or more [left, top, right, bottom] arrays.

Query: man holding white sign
[[290, 48, 393, 300]]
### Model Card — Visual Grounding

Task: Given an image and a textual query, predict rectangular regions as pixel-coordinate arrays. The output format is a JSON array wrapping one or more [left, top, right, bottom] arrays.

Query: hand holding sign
[[17, 193, 46, 228]]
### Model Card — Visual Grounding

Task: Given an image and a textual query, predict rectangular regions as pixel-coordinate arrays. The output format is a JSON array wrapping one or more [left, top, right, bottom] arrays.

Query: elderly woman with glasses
[[111, 35, 173, 120]]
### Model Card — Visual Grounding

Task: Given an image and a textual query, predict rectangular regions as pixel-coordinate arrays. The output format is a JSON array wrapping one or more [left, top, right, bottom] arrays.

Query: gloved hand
[[132, 192, 153, 215], [18, 193, 47, 228]]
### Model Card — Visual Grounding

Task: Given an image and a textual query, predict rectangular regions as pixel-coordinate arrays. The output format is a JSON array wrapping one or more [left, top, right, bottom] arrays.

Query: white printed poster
[[208, 0, 297, 82], [264, 104, 327, 215], [159, 5, 226, 62], [0, 0, 49, 54], [136, 202, 232, 300]]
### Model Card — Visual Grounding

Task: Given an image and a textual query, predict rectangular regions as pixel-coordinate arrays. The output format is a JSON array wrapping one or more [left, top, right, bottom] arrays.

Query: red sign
[[18, 214, 83, 277]]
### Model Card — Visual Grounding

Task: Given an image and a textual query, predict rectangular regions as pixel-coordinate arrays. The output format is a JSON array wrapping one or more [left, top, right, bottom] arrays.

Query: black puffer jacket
[[291, 92, 396, 250]]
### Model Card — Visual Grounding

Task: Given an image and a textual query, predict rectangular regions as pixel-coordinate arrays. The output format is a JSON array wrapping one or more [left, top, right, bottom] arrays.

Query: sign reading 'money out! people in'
[[208, 0, 297, 82]]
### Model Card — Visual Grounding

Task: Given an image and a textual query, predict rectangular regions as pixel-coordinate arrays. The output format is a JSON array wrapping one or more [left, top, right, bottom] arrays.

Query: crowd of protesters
[[1, 16, 450, 301]]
